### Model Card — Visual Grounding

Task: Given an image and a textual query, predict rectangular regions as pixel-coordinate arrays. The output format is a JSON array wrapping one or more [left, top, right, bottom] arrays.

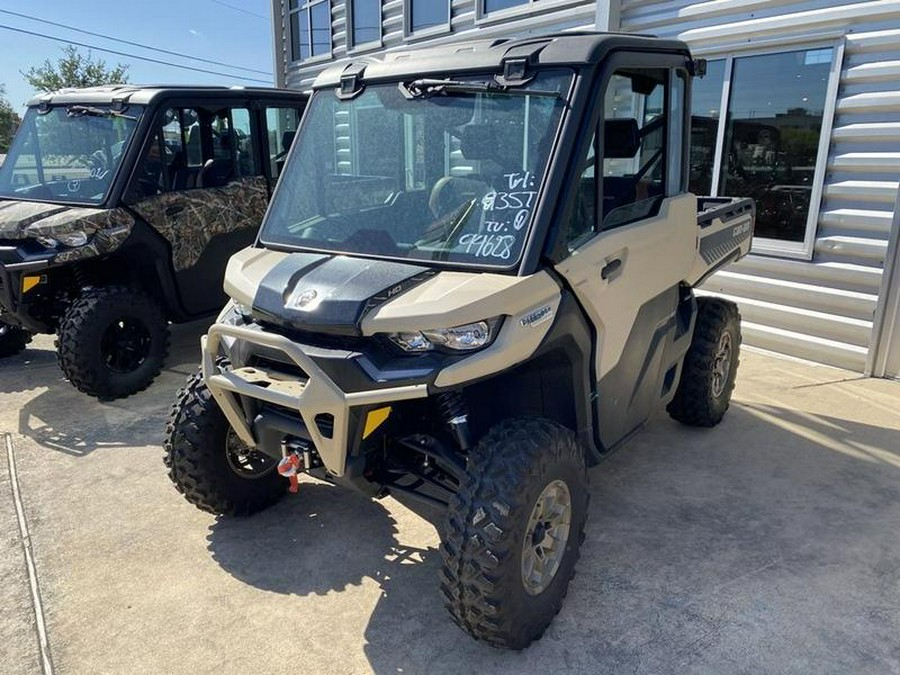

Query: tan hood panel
[[361, 270, 560, 335], [224, 246, 290, 307], [362, 270, 562, 389]]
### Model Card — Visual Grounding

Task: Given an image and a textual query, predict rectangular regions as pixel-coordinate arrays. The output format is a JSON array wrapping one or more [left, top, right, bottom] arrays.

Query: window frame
[[288, 0, 333, 65], [691, 39, 845, 260], [403, 0, 452, 41], [347, 0, 383, 53], [475, 0, 586, 25]]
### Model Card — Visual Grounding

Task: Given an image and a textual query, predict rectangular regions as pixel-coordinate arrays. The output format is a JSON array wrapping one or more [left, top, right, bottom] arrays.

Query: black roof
[[314, 31, 691, 89], [26, 84, 307, 108]]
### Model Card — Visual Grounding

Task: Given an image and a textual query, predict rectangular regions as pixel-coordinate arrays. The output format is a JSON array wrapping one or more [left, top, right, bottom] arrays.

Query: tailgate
[[685, 196, 755, 287]]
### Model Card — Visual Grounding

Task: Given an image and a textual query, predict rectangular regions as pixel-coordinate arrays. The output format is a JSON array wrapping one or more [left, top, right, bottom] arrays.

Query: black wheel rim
[[224, 429, 277, 480], [100, 317, 152, 374]]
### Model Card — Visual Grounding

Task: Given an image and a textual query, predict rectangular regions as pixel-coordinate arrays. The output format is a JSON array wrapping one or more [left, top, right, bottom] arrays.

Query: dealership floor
[[2, 322, 899, 675]]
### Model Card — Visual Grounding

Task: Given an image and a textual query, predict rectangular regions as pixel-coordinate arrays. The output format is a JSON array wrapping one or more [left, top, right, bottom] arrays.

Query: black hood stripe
[[251, 253, 432, 336]]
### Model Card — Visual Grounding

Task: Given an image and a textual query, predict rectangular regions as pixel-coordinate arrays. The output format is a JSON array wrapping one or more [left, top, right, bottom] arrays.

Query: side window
[[129, 108, 188, 201], [565, 67, 673, 250], [230, 108, 259, 178], [567, 132, 597, 251], [601, 68, 669, 230], [265, 107, 302, 179]]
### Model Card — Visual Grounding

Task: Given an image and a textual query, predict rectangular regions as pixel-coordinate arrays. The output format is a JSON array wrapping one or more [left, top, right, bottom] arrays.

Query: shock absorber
[[437, 390, 472, 452], [72, 264, 92, 291]]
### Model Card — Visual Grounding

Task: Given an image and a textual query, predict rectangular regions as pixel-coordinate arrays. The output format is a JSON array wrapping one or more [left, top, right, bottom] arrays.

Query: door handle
[[601, 258, 622, 280]]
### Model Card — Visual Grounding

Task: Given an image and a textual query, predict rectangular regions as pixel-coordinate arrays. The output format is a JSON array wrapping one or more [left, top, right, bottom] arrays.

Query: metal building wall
[[274, 1, 597, 92], [272, 0, 900, 373], [618, 0, 900, 372]]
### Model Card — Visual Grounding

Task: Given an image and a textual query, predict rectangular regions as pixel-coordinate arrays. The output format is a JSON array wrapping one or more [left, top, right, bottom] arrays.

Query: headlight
[[34, 236, 58, 249], [56, 231, 89, 247], [27, 230, 89, 248], [387, 319, 501, 353]]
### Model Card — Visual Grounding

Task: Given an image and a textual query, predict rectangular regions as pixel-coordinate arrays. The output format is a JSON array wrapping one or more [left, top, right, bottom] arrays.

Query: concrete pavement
[[1, 322, 899, 674]]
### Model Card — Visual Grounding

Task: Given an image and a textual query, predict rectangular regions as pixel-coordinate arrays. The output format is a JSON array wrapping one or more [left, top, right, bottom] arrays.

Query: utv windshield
[[0, 104, 143, 205], [260, 70, 571, 269]]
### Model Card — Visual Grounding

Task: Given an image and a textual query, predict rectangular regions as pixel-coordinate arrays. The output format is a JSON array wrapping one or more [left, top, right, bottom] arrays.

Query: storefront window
[[688, 59, 725, 197], [721, 50, 832, 242], [689, 47, 837, 252]]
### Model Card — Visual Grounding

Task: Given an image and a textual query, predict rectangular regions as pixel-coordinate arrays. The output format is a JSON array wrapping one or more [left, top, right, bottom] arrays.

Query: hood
[[224, 247, 436, 337], [0, 199, 135, 261]]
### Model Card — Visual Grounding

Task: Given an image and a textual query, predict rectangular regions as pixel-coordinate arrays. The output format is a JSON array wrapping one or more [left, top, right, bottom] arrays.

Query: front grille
[[258, 321, 374, 352], [248, 355, 307, 380]]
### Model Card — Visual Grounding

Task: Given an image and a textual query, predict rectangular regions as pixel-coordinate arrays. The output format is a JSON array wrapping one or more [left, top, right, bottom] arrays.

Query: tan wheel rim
[[521, 479, 572, 596]]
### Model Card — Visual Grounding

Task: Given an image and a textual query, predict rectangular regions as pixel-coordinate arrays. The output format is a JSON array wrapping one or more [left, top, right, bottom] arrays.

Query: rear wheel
[[164, 369, 287, 516], [440, 418, 589, 650], [667, 297, 741, 427], [0, 321, 32, 358], [56, 286, 169, 399]]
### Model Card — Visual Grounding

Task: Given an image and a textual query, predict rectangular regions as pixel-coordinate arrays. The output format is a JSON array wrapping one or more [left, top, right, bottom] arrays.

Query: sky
[[0, 0, 276, 112]]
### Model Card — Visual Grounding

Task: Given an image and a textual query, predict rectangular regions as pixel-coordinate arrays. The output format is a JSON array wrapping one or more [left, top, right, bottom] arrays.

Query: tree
[[0, 85, 20, 153], [22, 45, 129, 94]]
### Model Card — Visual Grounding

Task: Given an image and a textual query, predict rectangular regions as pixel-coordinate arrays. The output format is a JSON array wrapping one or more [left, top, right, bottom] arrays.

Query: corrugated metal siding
[[621, 0, 900, 372], [278, 0, 597, 91]]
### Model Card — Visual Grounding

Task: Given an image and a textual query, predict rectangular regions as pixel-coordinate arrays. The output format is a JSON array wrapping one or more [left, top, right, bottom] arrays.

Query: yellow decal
[[21, 276, 42, 294], [362, 406, 392, 439]]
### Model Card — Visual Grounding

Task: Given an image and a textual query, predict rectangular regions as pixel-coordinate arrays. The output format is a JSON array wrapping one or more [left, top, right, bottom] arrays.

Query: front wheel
[[440, 418, 589, 650], [164, 369, 287, 516], [56, 286, 169, 399], [667, 297, 741, 427], [0, 321, 32, 358]]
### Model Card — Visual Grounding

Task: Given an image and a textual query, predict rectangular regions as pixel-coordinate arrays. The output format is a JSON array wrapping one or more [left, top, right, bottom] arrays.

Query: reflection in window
[[351, 0, 380, 46], [688, 59, 725, 196], [720, 49, 832, 242], [409, 0, 449, 32], [289, 0, 330, 61]]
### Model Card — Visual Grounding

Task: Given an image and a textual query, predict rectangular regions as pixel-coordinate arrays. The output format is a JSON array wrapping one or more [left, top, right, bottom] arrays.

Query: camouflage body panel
[[130, 177, 269, 271], [0, 199, 135, 263]]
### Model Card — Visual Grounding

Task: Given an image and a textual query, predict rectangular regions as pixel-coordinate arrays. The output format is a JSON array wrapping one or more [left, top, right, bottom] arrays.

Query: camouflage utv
[[0, 85, 307, 398]]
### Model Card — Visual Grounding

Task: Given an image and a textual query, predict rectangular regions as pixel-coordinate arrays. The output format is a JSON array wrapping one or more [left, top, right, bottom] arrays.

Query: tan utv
[[0, 86, 306, 398], [164, 32, 755, 649]]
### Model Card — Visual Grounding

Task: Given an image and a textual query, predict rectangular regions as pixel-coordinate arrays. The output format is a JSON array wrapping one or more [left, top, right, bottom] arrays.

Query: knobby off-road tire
[[667, 297, 741, 427], [440, 418, 589, 650], [0, 321, 32, 357], [164, 368, 287, 516], [56, 286, 169, 400]]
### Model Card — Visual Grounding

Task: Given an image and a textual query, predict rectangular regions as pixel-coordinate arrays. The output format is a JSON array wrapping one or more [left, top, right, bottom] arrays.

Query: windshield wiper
[[399, 78, 560, 100], [65, 105, 137, 121]]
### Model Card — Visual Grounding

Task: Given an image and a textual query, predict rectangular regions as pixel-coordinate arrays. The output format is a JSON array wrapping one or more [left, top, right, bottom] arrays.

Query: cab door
[[125, 102, 270, 316], [554, 64, 697, 451]]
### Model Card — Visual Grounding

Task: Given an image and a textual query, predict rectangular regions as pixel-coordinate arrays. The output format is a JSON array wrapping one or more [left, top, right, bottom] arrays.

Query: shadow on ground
[[207, 483, 437, 596], [8, 319, 210, 456], [207, 402, 900, 674]]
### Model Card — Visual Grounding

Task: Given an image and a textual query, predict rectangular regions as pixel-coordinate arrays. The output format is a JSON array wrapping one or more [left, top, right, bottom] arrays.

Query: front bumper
[[202, 322, 430, 477], [0, 245, 55, 332]]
